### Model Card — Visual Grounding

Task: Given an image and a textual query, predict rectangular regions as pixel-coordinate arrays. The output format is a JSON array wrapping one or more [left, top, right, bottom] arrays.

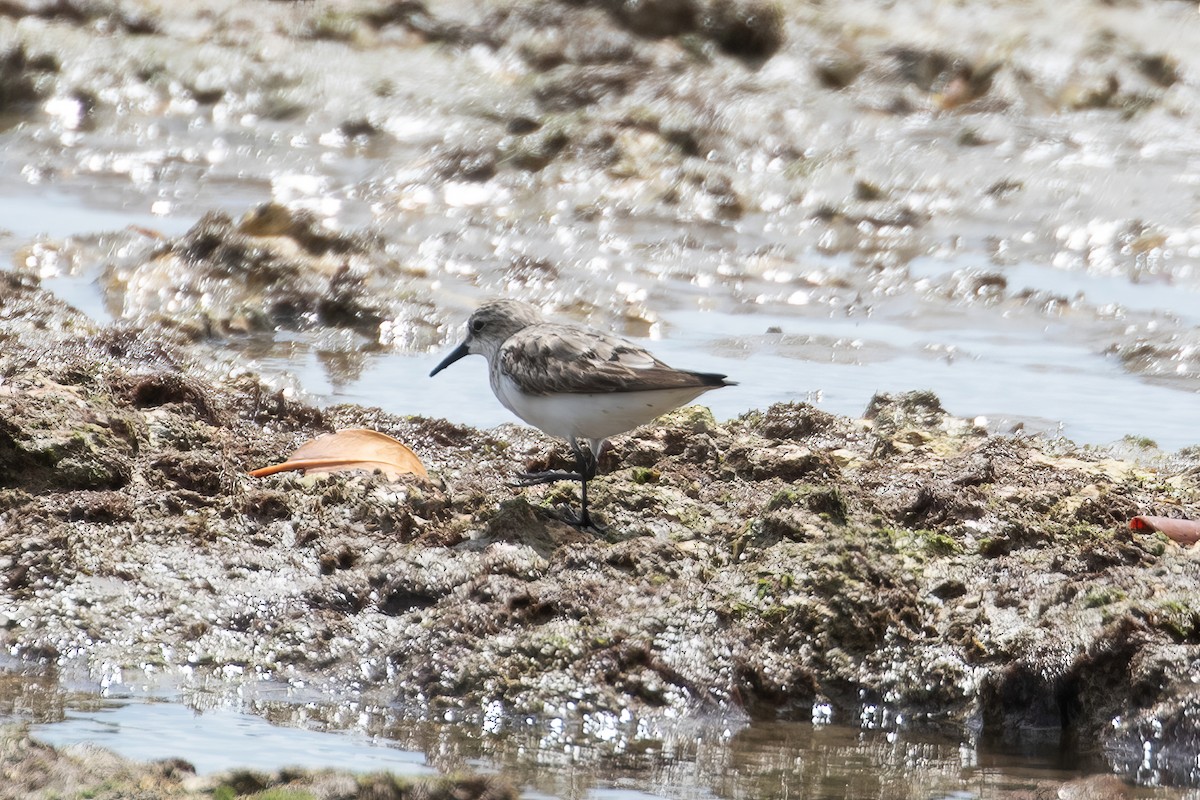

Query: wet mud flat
[[0, 0, 1198, 795], [0, 271, 1199, 796]]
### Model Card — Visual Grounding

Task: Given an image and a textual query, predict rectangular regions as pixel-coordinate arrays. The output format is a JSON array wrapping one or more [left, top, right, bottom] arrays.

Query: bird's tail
[[690, 371, 737, 387]]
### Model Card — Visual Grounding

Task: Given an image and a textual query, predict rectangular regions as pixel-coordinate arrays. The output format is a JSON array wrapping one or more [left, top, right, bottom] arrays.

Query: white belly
[[494, 373, 712, 442]]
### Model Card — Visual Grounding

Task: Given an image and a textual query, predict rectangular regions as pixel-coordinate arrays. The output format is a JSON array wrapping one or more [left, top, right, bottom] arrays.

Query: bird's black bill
[[429, 341, 470, 377]]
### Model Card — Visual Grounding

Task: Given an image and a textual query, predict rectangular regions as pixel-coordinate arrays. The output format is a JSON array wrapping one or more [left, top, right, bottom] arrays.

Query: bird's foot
[[514, 464, 605, 531], [555, 503, 606, 533], [514, 469, 581, 487]]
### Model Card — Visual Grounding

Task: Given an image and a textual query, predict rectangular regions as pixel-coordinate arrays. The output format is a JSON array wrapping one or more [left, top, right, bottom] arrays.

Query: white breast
[[494, 372, 712, 442]]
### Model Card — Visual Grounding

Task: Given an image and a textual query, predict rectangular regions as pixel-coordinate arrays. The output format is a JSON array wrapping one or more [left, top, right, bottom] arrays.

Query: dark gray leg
[[513, 439, 603, 530], [568, 441, 604, 527], [571, 440, 597, 529]]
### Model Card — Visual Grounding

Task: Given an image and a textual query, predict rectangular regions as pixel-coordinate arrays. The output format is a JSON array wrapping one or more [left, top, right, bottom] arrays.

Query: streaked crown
[[463, 299, 545, 354]]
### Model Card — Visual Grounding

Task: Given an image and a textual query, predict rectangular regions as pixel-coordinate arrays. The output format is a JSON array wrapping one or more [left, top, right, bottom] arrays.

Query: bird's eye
[[470, 319, 485, 334]]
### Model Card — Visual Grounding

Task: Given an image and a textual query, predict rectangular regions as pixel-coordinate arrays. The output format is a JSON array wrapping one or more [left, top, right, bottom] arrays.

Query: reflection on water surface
[[0, 670, 1180, 799]]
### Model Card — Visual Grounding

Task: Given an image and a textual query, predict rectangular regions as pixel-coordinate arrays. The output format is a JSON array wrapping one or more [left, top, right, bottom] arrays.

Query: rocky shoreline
[[0, 0, 1198, 794], [0, 269, 1198, 789]]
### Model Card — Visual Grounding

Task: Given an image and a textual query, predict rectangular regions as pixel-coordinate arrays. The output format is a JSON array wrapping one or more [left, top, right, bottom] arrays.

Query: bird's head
[[429, 299, 544, 376]]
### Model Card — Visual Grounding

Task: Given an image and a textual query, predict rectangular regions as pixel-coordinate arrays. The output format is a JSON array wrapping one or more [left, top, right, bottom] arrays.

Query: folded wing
[[500, 323, 729, 395]]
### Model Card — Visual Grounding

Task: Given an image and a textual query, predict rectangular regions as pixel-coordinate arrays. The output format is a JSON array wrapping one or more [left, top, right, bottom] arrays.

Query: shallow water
[[10, 676, 1175, 799], [4, 114, 1200, 461], [31, 697, 435, 777], [4, 186, 1197, 451], [230, 296, 1198, 452]]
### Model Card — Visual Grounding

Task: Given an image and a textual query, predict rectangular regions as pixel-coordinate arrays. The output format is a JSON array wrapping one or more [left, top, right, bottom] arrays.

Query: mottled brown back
[[498, 323, 730, 395]]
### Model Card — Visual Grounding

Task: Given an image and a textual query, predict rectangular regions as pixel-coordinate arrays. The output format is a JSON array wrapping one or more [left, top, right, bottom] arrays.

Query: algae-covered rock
[[0, 0, 1199, 787], [1, 267, 1200, 785], [103, 207, 396, 337], [1, 268, 1198, 787]]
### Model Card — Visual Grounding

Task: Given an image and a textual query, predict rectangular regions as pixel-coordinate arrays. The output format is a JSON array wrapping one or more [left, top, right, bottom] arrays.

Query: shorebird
[[430, 299, 735, 528]]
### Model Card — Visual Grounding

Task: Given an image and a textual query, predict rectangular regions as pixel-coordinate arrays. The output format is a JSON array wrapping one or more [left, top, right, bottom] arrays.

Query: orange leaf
[[249, 428, 427, 480], [1129, 516, 1200, 546]]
